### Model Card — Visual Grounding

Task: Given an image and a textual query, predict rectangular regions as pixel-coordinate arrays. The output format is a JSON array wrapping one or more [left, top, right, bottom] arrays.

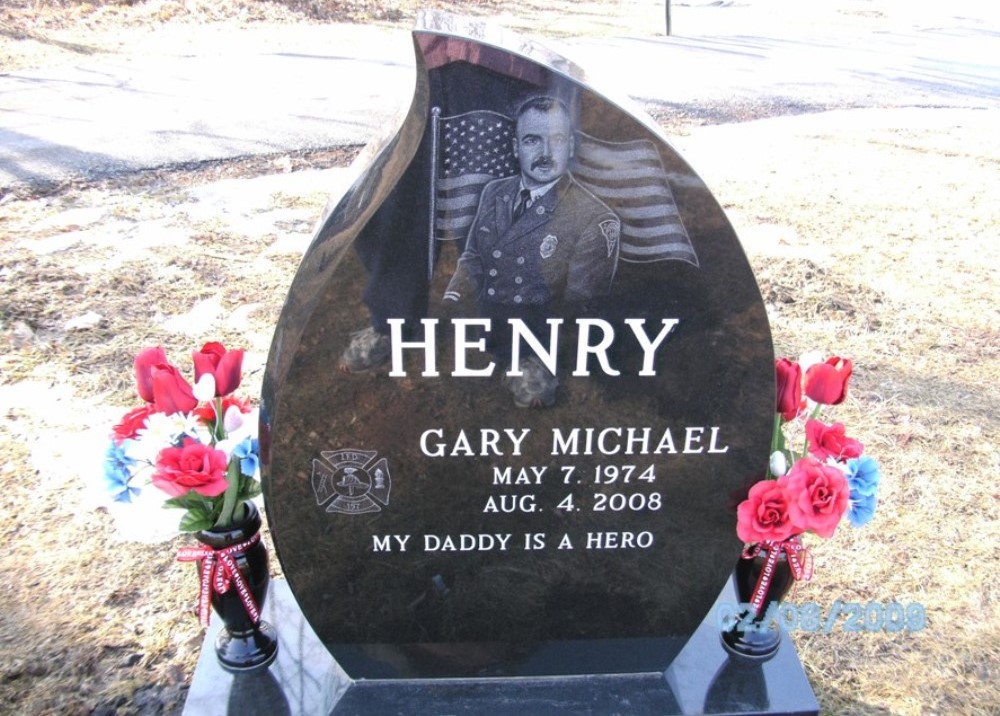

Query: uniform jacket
[[444, 174, 620, 309]]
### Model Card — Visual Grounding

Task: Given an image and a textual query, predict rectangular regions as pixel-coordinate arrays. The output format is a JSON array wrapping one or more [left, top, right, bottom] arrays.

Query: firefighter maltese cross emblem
[[311, 449, 392, 515]]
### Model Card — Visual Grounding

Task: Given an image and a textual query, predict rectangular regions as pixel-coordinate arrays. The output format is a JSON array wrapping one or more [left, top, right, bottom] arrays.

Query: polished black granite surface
[[183, 579, 818, 715], [261, 11, 775, 680]]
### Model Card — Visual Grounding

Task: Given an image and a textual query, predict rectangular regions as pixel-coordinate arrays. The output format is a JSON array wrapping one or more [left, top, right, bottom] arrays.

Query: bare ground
[[1, 1, 998, 715]]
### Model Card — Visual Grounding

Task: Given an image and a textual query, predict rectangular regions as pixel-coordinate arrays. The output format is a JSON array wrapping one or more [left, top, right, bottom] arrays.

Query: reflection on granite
[[183, 579, 818, 716], [227, 671, 290, 716], [666, 580, 820, 716], [704, 659, 768, 714], [182, 582, 348, 716]]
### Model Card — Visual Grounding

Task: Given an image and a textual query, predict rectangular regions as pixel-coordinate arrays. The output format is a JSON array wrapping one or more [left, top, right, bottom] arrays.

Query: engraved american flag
[[574, 133, 698, 266], [432, 109, 518, 241], [429, 108, 698, 266]]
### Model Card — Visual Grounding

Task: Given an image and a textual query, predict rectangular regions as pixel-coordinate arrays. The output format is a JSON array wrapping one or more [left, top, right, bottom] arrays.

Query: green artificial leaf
[[242, 475, 262, 500], [179, 509, 215, 533], [173, 499, 218, 532], [164, 490, 212, 511]]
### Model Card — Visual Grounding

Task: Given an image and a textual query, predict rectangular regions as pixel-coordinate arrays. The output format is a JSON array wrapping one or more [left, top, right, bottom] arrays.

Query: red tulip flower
[[134, 346, 168, 403], [775, 357, 802, 420], [805, 419, 864, 462], [193, 342, 244, 397], [193, 395, 253, 424], [150, 364, 198, 415], [804, 356, 853, 406]]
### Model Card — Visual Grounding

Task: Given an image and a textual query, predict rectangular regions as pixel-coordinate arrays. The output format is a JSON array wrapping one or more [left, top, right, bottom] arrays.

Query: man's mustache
[[531, 157, 554, 170]]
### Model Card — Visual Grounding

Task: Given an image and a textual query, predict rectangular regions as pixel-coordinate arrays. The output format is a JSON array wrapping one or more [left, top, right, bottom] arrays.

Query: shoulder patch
[[599, 218, 620, 258]]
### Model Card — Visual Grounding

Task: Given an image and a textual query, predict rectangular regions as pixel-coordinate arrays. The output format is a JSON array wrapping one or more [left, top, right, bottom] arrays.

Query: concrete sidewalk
[[1, 2, 998, 190]]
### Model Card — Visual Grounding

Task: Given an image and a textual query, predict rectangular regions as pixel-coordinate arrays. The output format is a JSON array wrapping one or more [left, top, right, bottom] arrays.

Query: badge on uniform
[[599, 219, 621, 258], [539, 234, 558, 259]]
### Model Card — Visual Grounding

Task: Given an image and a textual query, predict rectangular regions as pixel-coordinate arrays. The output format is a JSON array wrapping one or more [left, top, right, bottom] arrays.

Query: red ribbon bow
[[177, 533, 262, 627], [742, 535, 814, 616]]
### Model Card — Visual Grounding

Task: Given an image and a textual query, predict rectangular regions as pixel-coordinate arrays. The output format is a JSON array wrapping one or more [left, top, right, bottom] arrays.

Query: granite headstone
[[252, 11, 817, 714]]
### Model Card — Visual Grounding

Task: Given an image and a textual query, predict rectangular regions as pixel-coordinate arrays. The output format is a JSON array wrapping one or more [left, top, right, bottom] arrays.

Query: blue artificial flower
[[232, 437, 260, 478], [847, 489, 878, 527], [845, 455, 881, 497], [104, 440, 140, 503]]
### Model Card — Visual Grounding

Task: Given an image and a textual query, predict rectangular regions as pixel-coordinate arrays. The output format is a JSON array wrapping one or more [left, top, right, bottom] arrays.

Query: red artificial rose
[[736, 479, 798, 544], [193, 394, 253, 423], [775, 357, 803, 420], [152, 438, 230, 498], [192, 342, 244, 397], [134, 346, 168, 403], [804, 356, 853, 405], [150, 364, 198, 415], [784, 457, 850, 538], [112, 404, 157, 444], [805, 419, 864, 462]]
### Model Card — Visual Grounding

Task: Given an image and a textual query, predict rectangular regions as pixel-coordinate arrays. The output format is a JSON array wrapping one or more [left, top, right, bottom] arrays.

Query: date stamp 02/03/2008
[[716, 601, 927, 635]]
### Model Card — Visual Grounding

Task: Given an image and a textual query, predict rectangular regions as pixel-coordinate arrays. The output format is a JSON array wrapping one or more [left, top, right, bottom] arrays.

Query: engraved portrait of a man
[[443, 96, 621, 407], [444, 96, 620, 311]]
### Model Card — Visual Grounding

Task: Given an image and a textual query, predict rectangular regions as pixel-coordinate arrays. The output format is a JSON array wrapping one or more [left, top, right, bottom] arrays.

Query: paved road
[[1, 4, 997, 190]]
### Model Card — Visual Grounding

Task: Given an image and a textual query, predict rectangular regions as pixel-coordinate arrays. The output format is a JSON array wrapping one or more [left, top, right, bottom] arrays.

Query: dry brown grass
[[1, 2, 998, 715], [673, 107, 1000, 714]]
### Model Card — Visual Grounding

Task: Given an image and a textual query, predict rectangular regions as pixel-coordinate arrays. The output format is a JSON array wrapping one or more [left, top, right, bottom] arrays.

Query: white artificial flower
[[193, 374, 216, 403], [769, 450, 788, 476], [181, 412, 213, 445], [214, 437, 237, 459], [223, 404, 245, 434], [131, 414, 178, 460], [138, 411, 186, 445], [227, 407, 259, 444]]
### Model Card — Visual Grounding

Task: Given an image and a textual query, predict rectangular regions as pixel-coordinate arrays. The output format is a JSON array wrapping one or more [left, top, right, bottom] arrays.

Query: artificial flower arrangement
[[734, 353, 882, 612], [102, 343, 278, 669], [103, 342, 261, 536]]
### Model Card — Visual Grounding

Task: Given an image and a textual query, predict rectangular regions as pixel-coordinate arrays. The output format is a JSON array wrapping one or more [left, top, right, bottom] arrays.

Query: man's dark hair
[[514, 95, 570, 120]]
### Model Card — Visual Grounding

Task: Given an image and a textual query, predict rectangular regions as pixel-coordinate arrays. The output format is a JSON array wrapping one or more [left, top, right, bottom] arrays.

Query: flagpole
[[428, 106, 441, 283]]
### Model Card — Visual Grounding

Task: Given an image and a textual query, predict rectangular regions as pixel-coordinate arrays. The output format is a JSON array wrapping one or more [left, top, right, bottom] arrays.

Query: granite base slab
[[182, 580, 819, 716]]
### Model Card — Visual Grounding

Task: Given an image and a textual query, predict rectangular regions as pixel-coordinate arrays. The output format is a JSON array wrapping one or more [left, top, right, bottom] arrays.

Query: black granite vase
[[721, 542, 794, 661], [195, 501, 278, 673]]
